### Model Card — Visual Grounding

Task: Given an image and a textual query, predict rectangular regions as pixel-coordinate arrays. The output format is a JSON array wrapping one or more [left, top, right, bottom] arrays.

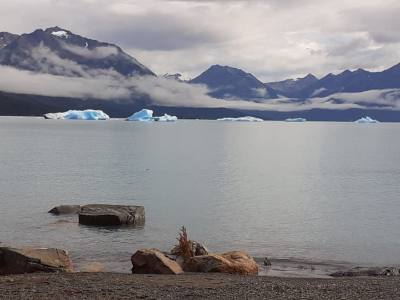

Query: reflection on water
[[1, 117, 400, 273]]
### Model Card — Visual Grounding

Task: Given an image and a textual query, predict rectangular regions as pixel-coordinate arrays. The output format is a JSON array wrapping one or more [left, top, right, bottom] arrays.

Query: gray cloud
[[0, 0, 400, 81]]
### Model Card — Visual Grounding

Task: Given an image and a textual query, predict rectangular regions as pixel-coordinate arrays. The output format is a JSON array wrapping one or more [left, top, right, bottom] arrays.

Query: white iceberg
[[355, 116, 379, 123], [44, 110, 110, 120], [127, 109, 178, 122], [285, 118, 307, 122], [217, 116, 264, 122], [153, 114, 178, 122]]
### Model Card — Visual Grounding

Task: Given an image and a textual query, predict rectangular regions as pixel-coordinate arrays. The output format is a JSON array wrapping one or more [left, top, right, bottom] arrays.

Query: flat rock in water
[[331, 267, 400, 277], [48, 205, 81, 215], [0, 247, 73, 275], [78, 204, 145, 226], [131, 249, 183, 275], [185, 251, 259, 275]]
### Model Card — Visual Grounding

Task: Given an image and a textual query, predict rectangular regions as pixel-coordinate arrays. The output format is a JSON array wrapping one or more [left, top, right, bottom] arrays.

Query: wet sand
[[1, 272, 399, 300]]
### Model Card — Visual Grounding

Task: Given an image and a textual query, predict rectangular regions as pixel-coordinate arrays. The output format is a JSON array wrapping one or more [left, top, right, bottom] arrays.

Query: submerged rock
[[331, 267, 400, 277], [0, 247, 73, 275], [78, 204, 145, 226], [131, 249, 183, 275], [185, 251, 259, 275], [48, 205, 81, 215]]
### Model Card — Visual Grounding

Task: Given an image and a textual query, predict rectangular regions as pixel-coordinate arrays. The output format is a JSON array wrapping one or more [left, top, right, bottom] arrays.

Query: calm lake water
[[1, 117, 400, 273]]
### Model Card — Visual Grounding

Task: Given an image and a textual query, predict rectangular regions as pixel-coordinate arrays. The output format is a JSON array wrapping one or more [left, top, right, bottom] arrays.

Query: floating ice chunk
[[355, 116, 379, 123], [51, 31, 69, 38], [217, 116, 264, 122], [285, 118, 307, 122], [127, 109, 154, 121], [153, 114, 178, 122], [44, 110, 110, 120], [127, 109, 178, 122]]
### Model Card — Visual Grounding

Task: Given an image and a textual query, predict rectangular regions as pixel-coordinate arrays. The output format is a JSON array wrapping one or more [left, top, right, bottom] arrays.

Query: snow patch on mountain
[[51, 31, 69, 38]]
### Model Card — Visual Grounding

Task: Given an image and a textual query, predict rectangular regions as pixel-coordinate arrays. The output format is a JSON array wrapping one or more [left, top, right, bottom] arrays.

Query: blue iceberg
[[285, 118, 307, 122], [127, 109, 154, 121], [217, 116, 264, 122], [355, 116, 379, 123], [127, 109, 178, 122], [44, 110, 110, 120]]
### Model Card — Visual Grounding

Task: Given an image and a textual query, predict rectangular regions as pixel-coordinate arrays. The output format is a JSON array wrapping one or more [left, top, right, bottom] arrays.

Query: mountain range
[[0, 27, 153, 77], [0, 27, 400, 120]]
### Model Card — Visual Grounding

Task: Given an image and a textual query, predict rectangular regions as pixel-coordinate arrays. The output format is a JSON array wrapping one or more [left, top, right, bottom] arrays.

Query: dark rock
[[48, 205, 81, 215], [0, 247, 73, 275], [185, 251, 259, 275], [264, 257, 272, 267], [131, 249, 183, 275], [78, 204, 145, 226], [331, 267, 400, 277]]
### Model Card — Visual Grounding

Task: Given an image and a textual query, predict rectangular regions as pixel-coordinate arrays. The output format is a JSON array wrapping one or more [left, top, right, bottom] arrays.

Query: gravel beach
[[1, 272, 399, 299]]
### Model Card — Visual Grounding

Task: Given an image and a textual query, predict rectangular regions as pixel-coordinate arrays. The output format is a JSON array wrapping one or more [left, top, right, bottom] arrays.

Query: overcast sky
[[1, 0, 400, 81]]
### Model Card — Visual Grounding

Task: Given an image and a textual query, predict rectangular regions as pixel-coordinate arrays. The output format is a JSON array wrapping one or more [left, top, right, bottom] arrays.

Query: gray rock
[[78, 204, 145, 226], [331, 267, 400, 277], [48, 205, 81, 215], [131, 249, 183, 275], [0, 247, 73, 275], [264, 257, 272, 267]]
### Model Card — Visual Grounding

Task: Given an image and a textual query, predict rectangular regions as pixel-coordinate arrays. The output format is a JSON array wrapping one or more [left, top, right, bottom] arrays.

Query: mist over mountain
[[0, 27, 154, 77], [0, 32, 19, 49], [265, 74, 318, 98], [0, 27, 400, 121]]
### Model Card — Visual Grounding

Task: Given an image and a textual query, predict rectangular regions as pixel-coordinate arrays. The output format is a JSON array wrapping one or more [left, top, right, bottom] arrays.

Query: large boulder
[[331, 267, 400, 277], [184, 251, 259, 275], [48, 205, 81, 215], [0, 247, 73, 275], [78, 204, 145, 226], [131, 249, 183, 275]]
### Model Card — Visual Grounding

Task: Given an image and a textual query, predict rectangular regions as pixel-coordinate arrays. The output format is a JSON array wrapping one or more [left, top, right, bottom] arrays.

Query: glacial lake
[[1, 117, 400, 274]]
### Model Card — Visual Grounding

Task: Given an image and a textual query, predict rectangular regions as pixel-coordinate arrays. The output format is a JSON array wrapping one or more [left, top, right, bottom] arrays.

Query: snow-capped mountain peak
[[0, 27, 155, 77]]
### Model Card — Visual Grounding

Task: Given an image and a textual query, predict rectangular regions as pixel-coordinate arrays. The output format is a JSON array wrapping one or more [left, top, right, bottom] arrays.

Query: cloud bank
[[1, 0, 400, 81]]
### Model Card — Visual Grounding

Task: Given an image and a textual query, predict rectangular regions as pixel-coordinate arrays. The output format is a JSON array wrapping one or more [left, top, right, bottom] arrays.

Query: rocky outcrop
[[131, 249, 183, 275], [184, 251, 259, 275], [48, 205, 81, 215], [78, 204, 145, 226], [0, 247, 73, 275], [331, 267, 400, 277], [170, 240, 209, 257]]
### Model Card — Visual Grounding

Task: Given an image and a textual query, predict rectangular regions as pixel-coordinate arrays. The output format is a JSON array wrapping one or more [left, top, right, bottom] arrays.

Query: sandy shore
[[1, 272, 399, 299]]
